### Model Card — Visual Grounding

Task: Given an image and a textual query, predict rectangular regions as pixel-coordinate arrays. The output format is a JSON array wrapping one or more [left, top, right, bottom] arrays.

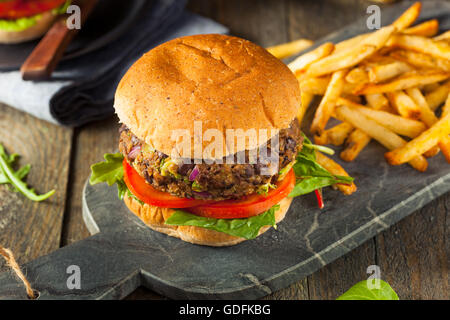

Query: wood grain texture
[[0, 103, 72, 270], [376, 196, 449, 300], [61, 116, 119, 246]]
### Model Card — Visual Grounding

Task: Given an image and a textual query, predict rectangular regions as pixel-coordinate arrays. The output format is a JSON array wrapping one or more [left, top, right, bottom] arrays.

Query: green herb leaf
[[290, 176, 347, 197], [90, 153, 128, 200], [337, 280, 399, 300], [0, 144, 55, 201], [289, 134, 354, 197], [90, 153, 124, 186], [165, 205, 280, 240], [299, 133, 316, 161]]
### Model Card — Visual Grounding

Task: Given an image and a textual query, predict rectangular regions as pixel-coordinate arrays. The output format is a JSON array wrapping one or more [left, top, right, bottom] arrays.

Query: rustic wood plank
[[61, 116, 119, 246], [0, 103, 72, 271], [375, 195, 449, 300], [189, 0, 289, 46], [306, 240, 377, 299]]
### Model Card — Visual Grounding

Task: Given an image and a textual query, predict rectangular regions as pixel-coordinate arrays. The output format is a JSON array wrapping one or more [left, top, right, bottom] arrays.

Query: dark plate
[[0, 0, 147, 71]]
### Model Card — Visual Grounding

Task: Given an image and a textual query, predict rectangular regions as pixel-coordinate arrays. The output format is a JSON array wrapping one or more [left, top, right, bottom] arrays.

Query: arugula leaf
[[90, 152, 127, 199], [165, 205, 280, 240], [299, 133, 317, 161], [90, 153, 124, 185], [337, 280, 399, 300], [0, 144, 55, 201]]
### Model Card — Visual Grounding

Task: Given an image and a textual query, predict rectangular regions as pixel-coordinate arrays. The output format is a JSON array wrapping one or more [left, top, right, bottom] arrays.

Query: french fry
[[365, 93, 390, 111], [315, 152, 357, 195], [403, 19, 439, 37], [434, 30, 450, 41], [422, 83, 440, 93], [346, 67, 369, 84], [336, 105, 428, 171], [355, 71, 450, 95], [337, 97, 427, 138], [387, 34, 450, 60], [386, 91, 422, 120], [314, 122, 354, 146], [340, 129, 372, 162], [425, 81, 450, 111], [406, 88, 440, 128], [392, 2, 421, 31], [385, 113, 450, 165], [306, 26, 395, 78], [341, 94, 362, 104], [390, 50, 450, 72], [335, 34, 368, 53], [298, 91, 314, 125], [443, 92, 450, 117], [300, 77, 355, 95], [267, 39, 313, 60], [300, 76, 330, 95], [310, 70, 347, 134], [407, 88, 450, 162], [367, 60, 412, 83], [288, 42, 334, 75]]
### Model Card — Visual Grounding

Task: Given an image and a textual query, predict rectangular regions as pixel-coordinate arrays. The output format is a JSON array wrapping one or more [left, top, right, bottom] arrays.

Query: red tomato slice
[[0, 0, 67, 19], [123, 159, 296, 219], [123, 160, 211, 208], [186, 169, 296, 219]]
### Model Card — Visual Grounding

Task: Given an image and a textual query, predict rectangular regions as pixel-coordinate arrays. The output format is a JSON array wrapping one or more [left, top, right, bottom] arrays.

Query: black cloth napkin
[[0, 0, 228, 126]]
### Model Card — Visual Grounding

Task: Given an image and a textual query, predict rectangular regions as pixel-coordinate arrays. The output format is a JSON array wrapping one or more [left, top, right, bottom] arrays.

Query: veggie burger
[[0, 0, 70, 44], [91, 34, 353, 246]]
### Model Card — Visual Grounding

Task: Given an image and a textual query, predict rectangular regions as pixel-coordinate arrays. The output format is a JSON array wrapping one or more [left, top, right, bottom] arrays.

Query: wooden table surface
[[0, 0, 448, 300]]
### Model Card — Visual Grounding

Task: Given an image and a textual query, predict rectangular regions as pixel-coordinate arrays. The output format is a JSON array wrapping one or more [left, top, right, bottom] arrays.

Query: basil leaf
[[165, 205, 280, 240], [294, 154, 334, 178], [290, 134, 354, 197], [337, 280, 399, 300], [290, 176, 343, 197], [90, 153, 124, 186]]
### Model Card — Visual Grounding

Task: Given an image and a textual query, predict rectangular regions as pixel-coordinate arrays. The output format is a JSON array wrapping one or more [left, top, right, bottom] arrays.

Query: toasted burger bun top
[[114, 34, 300, 159]]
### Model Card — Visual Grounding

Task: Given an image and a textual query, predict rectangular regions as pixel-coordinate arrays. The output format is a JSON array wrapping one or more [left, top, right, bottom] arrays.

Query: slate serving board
[[0, 1, 449, 300]]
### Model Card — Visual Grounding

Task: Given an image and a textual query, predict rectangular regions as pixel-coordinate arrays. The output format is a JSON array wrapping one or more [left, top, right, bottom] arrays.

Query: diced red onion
[[189, 165, 199, 181], [128, 145, 141, 159]]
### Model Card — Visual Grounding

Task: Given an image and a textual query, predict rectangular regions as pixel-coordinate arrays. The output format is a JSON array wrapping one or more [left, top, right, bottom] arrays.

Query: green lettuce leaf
[[337, 280, 399, 300], [0, 15, 41, 32], [165, 205, 280, 240], [90, 153, 127, 199], [0, 0, 71, 32]]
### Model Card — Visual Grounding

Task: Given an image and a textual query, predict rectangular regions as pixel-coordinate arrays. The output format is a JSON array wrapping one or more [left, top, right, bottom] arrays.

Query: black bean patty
[[119, 120, 303, 200]]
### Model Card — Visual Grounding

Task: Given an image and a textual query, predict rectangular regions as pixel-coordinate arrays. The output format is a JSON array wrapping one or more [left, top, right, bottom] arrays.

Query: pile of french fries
[[270, 2, 450, 181]]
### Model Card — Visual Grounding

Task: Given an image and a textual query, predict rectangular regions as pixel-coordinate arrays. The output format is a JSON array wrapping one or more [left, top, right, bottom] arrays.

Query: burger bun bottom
[[124, 195, 293, 247]]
